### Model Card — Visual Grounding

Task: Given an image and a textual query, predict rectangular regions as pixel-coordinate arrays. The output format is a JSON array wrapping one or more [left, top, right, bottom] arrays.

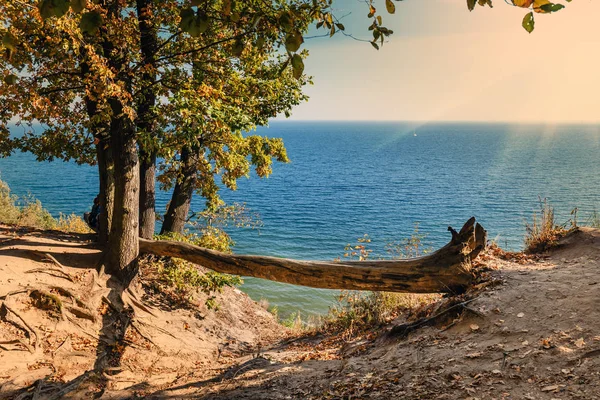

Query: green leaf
[[385, 0, 396, 14], [4, 74, 17, 85], [539, 3, 565, 12], [70, 0, 86, 13], [335, 23, 345, 31], [522, 11, 534, 33], [80, 11, 103, 35], [231, 39, 244, 57], [2, 33, 17, 52], [467, 0, 477, 11], [38, 0, 70, 19], [278, 11, 293, 31], [370, 41, 380, 50], [284, 32, 303, 52], [188, 11, 209, 37], [291, 54, 304, 79], [179, 8, 195, 32]]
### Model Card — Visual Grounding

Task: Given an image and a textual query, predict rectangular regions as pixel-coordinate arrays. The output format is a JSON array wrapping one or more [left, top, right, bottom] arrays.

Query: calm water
[[1, 122, 599, 317]]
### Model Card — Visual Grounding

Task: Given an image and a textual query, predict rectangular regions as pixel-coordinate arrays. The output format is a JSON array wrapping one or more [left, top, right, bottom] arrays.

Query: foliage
[[144, 205, 256, 308], [147, 255, 242, 310], [524, 197, 568, 253], [321, 225, 438, 336], [321, 290, 439, 337], [0, 179, 54, 229], [0, 179, 20, 225], [57, 212, 93, 234], [0, 178, 91, 232], [467, 0, 568, 33]]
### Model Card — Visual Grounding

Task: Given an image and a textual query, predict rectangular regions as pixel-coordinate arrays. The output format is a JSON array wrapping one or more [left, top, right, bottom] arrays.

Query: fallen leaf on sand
[[541, 385, 558, 392], [466, 352, 482, 359], [574, 338, 585, 348], [470, 324, 480, 332], [517, 313, 525, 318]]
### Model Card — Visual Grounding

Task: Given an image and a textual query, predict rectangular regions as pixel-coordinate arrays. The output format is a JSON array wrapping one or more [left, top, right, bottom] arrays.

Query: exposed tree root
[[0, 339, 34, 353], [27, 251, 67, 270], [25, 268, 74, 282], [0, 302, 39, 348], [388, 297, 479, 338]]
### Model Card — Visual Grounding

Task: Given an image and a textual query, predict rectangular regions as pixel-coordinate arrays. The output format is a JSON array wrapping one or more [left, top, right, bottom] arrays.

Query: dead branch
[[140, 218, 487, 293]]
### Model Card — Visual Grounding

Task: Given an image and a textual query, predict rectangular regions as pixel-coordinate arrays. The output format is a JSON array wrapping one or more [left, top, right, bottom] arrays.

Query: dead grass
[[0, 179, 89, 233], [57, 213, 93, 234], [524, 197, 568, 253]]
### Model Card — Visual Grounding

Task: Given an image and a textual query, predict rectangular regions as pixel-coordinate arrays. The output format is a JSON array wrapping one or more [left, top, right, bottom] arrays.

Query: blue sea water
[[1, 122, 599, 317]]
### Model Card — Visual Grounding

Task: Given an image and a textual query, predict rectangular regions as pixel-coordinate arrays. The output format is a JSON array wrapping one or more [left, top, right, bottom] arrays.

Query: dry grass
[[316, 226, 439, 337], [524, 198, 568, 253], [319, 291, 440, 337], [0, 179, 89, 233], [57, 213, 93, 233]]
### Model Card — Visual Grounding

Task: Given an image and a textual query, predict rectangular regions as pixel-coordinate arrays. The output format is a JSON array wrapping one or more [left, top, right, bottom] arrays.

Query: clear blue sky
[[286, 0, 600, 123]]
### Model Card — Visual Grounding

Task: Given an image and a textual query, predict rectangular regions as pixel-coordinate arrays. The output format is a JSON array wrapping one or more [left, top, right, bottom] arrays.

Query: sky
[[285, 0, 600, 123]]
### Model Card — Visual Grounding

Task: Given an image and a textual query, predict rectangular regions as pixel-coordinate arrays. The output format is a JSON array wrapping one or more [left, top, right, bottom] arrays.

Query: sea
[[1, 122, 599, 318]]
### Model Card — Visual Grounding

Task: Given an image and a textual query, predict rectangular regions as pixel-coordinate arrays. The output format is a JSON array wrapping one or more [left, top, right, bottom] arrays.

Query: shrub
[[319, 225, 439, 336], [0, 179, 20, 224], [0, 179, 57, 230], [56, 213, 93, 233], [524, 197, 568, 253]]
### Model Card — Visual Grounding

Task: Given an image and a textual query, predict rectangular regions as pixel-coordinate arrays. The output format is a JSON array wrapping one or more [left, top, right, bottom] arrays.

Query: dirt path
[[1, 226, 599, 399], [149, 228, 600, 400]]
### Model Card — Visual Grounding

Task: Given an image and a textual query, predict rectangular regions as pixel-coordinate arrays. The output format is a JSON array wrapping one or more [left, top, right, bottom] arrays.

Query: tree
[[0, 0, 570, 285], [0, 0, 317, 281]]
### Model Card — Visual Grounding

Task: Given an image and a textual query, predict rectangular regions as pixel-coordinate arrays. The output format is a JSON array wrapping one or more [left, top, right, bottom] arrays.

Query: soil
[[1, 225, 599, 399]]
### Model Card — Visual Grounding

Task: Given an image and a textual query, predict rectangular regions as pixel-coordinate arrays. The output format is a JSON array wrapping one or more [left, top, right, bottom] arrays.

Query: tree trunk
[[96, 137, 114, 245], [106, 101, 140, 282], [141, 218, 487, 293], [161, 145, 198, 235], [139, 150, 156, 239], [136, 0, 159, 240]]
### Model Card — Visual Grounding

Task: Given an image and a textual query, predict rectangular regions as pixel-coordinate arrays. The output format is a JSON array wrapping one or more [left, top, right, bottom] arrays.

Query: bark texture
[[141, 218, 487, 293], [136, 0, 159, 239], [96, 138, 114, 245], [160, 145, 198, 235], [139, 150, 156, 239]]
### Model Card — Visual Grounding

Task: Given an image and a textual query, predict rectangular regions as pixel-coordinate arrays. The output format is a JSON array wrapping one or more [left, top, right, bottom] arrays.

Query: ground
[[0, 225, 599, 399]]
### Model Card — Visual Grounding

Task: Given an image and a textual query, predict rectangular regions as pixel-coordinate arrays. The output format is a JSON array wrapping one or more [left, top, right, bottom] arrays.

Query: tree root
[[45, 370, 95, 400], [27, 251, 67, 270], [0, 339, 34, 353], [388, 297, 479, 338], [25, 268, 74, 283], [0, 302, 39, 348]]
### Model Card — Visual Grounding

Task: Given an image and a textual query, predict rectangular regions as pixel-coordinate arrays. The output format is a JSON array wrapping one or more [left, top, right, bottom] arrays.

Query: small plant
[[143, 206, 253, 310], [57, 213, 93, 233], [320, 225, 438, 337], [524, 197, 568, 253], [0, 179, 57, 230], [587, 208, 600, 228]]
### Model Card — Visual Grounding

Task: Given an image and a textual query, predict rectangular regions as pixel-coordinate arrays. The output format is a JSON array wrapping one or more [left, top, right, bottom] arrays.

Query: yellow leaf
[[533, 0, 550, 13], [512, 0, 533, 7]]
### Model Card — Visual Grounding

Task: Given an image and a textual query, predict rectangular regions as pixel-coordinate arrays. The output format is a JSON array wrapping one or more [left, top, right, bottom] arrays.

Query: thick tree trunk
[[139, 150, 156, 239], [160, 145, 198, 235], [141, 218, 487, 293], [136, 0, 159, 240], [106, 102, 140, 282]]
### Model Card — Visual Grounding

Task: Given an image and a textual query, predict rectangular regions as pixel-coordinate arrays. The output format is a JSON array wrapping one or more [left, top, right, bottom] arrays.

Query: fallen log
[[139, 217, 487, 293]]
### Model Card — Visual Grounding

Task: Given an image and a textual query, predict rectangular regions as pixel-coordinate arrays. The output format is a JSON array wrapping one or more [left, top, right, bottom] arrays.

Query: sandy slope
[[150, 228, 600, 400], [0, 225, 286, 399], [0, 226, 599, 399]]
